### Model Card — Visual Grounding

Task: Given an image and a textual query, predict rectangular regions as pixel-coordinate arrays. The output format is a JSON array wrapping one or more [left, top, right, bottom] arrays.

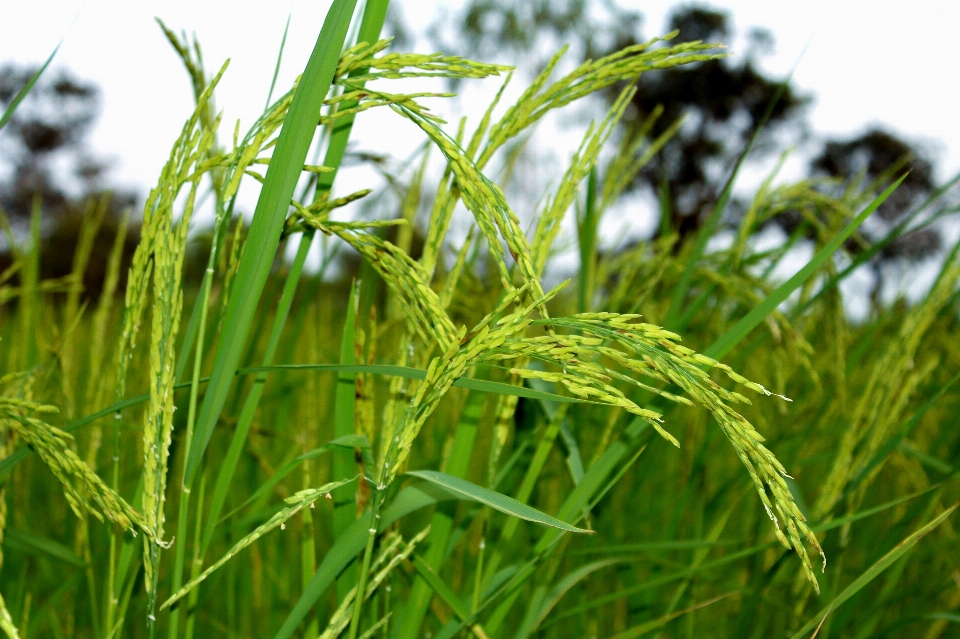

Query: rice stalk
[[0, 390, 147, 535], [134, 64, 226, 632], [161, 479, 356, 610], [319, 527, 429, 639], [0, 591, 19, 639]]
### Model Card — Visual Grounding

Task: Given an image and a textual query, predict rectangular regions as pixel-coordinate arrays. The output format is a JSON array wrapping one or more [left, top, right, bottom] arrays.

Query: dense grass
[[1, 2, 959, 638]]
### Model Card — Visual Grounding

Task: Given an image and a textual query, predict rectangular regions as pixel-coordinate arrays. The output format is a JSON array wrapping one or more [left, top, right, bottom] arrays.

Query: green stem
[[481, 404, 567, 594], [347, 490, 382, 639], [183, 475, 205, 639], [167, 264, 212, 639]]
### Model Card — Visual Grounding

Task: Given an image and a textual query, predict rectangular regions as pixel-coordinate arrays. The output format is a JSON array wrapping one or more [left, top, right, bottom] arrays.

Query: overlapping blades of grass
[[704, 174, 907, 361], [789, 502, 959, 639], [183, 0, 360, 487]]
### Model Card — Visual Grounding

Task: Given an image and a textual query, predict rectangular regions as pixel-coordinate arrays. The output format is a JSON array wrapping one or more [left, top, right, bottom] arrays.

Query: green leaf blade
[[789, 502, 959, 639], [406, 470, 590, 533], [704, 173, 907, 361], [183, 0, 361, 487]]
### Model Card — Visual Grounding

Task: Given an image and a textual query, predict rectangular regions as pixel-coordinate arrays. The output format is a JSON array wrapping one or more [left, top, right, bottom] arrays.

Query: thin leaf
[[265, 15, 291, 109], [545, 487, 938, 626], [410, 554, 471, 621], [406, 470, 590, 533], [518, 558, 625, 638], [184, 0, 361, 486], [4, 529, 85, 568], [608, 592, 737, 639], [333, 281, 359, 602], [0, 39, 62, 131], [789, 502, 959, 639], [704, 174, 907, 361]]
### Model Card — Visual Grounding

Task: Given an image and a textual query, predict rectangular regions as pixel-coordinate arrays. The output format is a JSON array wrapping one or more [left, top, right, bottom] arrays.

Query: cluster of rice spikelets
[[0, 378, 148, 536], [161, 478, 355, 610], [123, 62, 227, 621], [318, 527, 430, 639], [300, 33, 828, 592], [815, 253, 960, 520]]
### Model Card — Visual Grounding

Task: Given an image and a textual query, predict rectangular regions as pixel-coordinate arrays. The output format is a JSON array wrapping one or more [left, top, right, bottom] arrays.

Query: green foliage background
[[0, 2, 958, 638]]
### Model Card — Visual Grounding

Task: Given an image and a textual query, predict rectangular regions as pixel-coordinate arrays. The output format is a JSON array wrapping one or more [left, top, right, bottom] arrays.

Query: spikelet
[[475, 34, 722, 169], [161, 479, 356, 610], [309, 221, 458, 350], [388, 96, 547, 313], [382, 283, 561, 484], [0, 590, 19, 639], [532, 85, 636, 275], [335, 37, 512, 81], [0, 397, 148, 537], [421, 75, 511, 278], [284, 189, 373, 234], [129, 63, 226, 625], [318, 527, 430, 639], [525, 313, 824, 590]]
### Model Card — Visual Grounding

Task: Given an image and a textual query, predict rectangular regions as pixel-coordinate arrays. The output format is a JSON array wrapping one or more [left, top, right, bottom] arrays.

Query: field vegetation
[[1, 1, 959, 638]]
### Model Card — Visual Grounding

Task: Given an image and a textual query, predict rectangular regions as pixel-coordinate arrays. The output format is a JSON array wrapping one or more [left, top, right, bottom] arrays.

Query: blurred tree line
[[0, 64, 139, 294], [417, 1, 948, 258], [0, 1, 950, 298]]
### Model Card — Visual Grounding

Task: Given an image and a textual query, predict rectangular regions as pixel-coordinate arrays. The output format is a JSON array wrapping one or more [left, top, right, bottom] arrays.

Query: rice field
[[1, 1, 959, 638]]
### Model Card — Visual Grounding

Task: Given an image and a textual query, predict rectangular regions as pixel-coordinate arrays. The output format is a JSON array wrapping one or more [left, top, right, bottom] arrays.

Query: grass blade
[[541, 487, 937, 627], [406, 470, 590, 533], [265, 15, 291, 109], [0, 39, 61, 131], [663, 63, 799, 328], [578, 168, 599, 313], [410, 554, 471, 621], [333, 282, 359, 602], [183, 0, 361, 487], [517, 558, 624, 638], [789, 502, 959, 639], [4, 529, 85, 568], [608, 592, 737, 639], [703, 174, 906, 360], [535, 418, 649, 554]]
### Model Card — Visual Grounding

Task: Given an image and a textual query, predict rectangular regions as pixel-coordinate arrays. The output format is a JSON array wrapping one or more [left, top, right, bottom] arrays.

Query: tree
[[629, 8, 812, 238], [429, 4, 810, 237], [810, 127, 942, 260], [0, 63, 137, 293]]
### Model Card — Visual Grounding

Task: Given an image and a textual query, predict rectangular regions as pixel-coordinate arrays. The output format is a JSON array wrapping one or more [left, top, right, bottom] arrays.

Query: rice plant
[[1, 2, 959, 638]]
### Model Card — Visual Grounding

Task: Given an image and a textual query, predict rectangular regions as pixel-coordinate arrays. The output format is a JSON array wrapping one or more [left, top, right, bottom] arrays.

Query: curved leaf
[[789, 501, 959, 639], [406, 470, 590, 533], [183, 0, 361, 486]]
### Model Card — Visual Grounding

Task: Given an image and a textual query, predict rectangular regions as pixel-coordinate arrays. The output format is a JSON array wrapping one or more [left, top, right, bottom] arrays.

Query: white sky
[[2, 0, 959, 299], [3, 0, 959, 192]]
